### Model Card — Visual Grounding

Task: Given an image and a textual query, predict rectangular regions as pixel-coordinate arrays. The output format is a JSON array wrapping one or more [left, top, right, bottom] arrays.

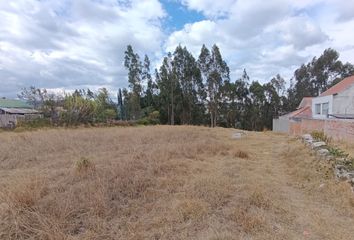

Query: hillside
[[0, 126, 354, 239]]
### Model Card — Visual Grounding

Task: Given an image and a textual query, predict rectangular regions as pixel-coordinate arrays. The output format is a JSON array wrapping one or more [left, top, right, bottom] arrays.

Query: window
[[315, 104, 321, 115], [322, 102, 329, 116]]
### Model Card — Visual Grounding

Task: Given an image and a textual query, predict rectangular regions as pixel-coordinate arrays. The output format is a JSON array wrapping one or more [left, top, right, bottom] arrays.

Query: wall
[[289, 118, 354, 142], [273, 118, 289, 133], [312, 95, 333, 119], [0, 115, 18, 128], [333, 85, 354, 115]]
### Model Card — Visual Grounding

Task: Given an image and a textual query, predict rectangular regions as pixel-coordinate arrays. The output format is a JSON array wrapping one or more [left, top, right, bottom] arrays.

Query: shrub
[[328, 146, 349, 158], [16, 118, 51, 129], [311, 130, 332, 143], [137, 111, 160, 125], [233, 150, 249, 159], [75, 157, 95, 173]]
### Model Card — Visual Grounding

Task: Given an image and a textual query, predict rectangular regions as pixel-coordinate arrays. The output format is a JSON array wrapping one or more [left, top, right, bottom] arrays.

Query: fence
[[0, 115, 19, 128], [290, 118, 354, 142]]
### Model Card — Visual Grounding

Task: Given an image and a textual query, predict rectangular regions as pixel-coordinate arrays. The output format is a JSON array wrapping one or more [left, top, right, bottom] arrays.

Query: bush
[[137, 111, 160, 125], [75, 157, 95, 173], [311, 130, 332, 143], [16, 118, 51, 129], [328, 146, 349, 158]]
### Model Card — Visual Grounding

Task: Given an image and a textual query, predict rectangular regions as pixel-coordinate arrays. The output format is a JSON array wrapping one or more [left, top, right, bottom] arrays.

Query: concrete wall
[[333, 85, 354, 115], [273, 118, 290, 133]]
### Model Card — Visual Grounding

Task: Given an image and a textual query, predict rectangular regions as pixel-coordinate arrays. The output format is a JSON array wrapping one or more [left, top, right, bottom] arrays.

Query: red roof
[[288, 106, 312, 118], [298, 97, 313, 109], [320, 75, 354, 96], [280, 97, 313, 119]]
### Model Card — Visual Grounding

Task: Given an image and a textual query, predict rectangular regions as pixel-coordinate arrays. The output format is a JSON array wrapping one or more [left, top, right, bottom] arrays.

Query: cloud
[[167, 0, 354, 83], [1, 0, 354, 98], [0, 0, 165, 97], [181, 0, 235, 18]]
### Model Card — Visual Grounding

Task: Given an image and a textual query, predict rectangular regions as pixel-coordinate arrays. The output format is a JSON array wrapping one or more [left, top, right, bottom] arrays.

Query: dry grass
[[0, 126, 354, 239]]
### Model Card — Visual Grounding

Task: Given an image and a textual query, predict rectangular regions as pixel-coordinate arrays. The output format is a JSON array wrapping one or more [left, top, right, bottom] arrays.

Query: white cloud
[[167, 0, 354, 83], [0, 0, 165, 97], [1, 0, 354, 98], [181, 0, 236, 17]]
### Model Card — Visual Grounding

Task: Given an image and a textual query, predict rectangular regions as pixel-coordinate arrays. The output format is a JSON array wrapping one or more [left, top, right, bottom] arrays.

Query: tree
[[18, 86, 47, 109], [124, 45, 142, 119], [117, 88, 124, 120], [248, 81, 265, 131], [156, 53, 179, 125], [270, 74, 286, 96], [288, 48, 354, 110], [173, 45, 204, 124], [95, 88, 117, 122], [198, 44, 229, 127], [142, 55, 155, 108]]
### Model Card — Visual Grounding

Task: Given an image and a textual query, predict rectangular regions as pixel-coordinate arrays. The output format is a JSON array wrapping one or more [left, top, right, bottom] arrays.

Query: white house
[[312, 75, 354, 119]]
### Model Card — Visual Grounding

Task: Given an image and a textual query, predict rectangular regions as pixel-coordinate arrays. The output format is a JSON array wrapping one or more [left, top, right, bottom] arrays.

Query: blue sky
[[0, 0, 354, 98], [161, 0, 205, 31]]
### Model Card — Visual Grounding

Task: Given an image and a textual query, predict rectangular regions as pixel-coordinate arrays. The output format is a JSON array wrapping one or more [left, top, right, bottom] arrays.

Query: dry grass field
[[1, 126, 354, 240]]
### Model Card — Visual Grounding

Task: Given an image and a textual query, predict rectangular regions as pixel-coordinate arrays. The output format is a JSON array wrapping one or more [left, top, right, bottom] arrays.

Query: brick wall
[[289, 118, 354, 142]]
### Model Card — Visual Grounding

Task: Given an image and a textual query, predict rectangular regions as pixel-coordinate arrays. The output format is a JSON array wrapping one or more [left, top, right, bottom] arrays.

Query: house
[[0, 99, 41, 128], [312, 75, 354, 119], [273, 75, 354, 142], [272, 97, 312, 133]]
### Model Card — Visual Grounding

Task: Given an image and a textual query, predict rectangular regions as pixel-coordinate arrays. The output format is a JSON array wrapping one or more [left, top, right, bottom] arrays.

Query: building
[[0, 99, 41, 128], [312, 75, 354, 119], [273, 75, 354, 142]]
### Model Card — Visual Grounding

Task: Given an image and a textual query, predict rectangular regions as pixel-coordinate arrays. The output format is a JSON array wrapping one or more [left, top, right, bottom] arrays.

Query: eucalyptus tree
[[124, 45, 142, 119], [198, 44, 230, 127]]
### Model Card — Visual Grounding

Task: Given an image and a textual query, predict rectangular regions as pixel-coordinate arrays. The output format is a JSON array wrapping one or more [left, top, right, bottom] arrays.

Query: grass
[[0, 126, 354, 239]]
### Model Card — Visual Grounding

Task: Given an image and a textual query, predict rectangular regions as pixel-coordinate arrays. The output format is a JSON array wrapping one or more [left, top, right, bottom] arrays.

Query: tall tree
[[198, 44, 230, 127], [289, 48, 354, 109], [157, 53, 179, 125], [142, 55, 154, 108], [173, 45, 204, 124], [124, 45, 142, 119]]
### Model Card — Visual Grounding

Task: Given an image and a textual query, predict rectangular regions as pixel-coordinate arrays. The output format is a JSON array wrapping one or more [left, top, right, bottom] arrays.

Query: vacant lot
[[0, 126, 354, 240]]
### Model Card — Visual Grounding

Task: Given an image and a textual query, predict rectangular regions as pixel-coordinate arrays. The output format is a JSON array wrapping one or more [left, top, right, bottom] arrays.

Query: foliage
[[16, 118, 51, 129], [16, 46, 354, 131], [137, 111, 160, 125], [287, 48, 354, 109], [310, 131, 332, 143], [327, 147, 349, 158]]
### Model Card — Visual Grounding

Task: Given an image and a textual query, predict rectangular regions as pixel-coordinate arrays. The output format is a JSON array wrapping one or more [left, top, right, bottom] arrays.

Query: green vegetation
[[16, 46, 354, 130], [311, 130, 332, 143], [327, 146, 349, 158]]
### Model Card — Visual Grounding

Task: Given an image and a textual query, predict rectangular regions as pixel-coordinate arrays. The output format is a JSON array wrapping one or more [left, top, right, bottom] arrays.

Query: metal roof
[[0, 107, 40, 114], [0, 99, 32, 108]]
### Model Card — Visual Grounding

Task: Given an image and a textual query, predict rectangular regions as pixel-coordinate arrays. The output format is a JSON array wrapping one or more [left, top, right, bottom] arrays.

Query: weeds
[[328, 146, 349, 158], [233, 150, 249, 159], [311, 130, 332, 143], [75, 157, 95, 173]]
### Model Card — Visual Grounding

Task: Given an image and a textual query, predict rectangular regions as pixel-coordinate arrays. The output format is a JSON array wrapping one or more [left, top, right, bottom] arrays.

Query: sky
[[1, 0, 354, 98]]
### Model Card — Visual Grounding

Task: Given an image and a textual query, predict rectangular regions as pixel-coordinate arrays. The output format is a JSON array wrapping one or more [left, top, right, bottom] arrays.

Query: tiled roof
[[320, 75, 354, 96], [0, 99, 32, 109], [282, 106, 312, 119], [298, 97, 313, 109]]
